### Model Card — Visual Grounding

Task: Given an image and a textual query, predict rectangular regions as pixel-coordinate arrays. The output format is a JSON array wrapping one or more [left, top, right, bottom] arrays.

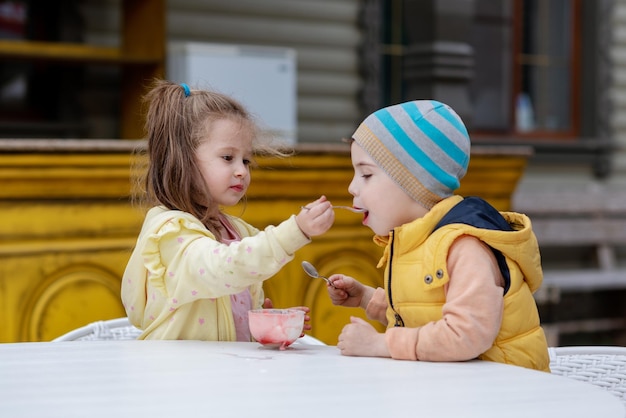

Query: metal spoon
[[301, 261, 333, 286], [301, 205, 366, 213]]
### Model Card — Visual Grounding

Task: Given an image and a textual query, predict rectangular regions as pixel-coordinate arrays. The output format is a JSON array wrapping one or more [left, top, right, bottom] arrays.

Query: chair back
[[53, 318, 142, 341], [549, 345, 626, 405], [53, 317, 328, 346]]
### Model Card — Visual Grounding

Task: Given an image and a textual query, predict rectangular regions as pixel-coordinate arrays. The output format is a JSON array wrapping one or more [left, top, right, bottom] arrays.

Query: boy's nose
[[348, 179, 357, 196]]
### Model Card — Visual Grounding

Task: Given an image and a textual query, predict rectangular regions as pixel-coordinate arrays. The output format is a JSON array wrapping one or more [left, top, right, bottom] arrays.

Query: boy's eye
[[222, 155, 233, 161], [243, 158, 251, 166], [361, 174, 372, 179]]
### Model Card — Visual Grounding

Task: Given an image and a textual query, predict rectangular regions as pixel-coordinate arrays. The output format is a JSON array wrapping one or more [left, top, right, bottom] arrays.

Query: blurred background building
[[0, 0, 624, 346]]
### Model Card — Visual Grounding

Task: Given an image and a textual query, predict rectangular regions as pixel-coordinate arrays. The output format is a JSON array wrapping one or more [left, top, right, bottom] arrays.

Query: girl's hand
[[337, 317, 389, 357], [262, 298, 273, 309], [296, 196, 334, 237], [263, 301, 311, 337], [327, 274, 365, 308], [287, 306, 312, 336]]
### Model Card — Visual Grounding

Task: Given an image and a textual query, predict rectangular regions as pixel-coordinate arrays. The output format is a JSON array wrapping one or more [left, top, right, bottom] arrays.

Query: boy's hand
[[327, 274, 364, 307], [337, 317, 389, 357]]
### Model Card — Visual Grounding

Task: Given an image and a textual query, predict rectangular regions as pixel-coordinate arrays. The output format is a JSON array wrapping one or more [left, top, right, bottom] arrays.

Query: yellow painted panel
[[0, 141, 529, 343], [0, 202, 144, 240], [1, 249, 132, 342]]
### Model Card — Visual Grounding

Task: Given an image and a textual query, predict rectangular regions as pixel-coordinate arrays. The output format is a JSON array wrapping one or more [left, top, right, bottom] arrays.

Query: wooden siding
[[80, 0, 363, 143]]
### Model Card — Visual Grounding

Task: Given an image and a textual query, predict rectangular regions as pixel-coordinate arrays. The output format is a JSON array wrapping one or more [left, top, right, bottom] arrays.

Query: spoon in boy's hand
[[301, 261, 335, 287]]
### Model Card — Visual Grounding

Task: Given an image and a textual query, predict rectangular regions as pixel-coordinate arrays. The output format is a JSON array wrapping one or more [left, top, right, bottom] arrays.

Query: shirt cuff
[[385, 327, 420, 360], [273, 215, 311, 254], [365, 287, 388, 324]]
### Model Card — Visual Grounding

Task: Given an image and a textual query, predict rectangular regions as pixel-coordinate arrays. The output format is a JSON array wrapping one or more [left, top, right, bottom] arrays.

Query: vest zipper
[[387, 230, 404, 327]]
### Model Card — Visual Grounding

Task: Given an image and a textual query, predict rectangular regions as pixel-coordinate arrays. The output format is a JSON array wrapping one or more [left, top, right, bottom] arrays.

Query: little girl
[[121, 80, 334, 341]]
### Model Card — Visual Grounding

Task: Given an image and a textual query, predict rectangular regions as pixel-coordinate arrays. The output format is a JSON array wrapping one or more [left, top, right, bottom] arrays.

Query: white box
[[167, 42, 297, 145]]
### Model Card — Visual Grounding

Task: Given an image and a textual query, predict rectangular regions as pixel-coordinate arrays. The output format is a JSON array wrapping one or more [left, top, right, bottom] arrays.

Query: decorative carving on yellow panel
[[22, 264, 127, 342]]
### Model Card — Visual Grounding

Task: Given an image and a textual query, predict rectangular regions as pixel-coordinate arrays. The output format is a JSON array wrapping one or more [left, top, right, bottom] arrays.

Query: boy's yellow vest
[[375, 196, 550, 372]]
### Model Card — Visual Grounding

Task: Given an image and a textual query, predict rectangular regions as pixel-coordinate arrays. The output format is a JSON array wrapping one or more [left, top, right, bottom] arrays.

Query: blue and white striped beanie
[[352, 100, 470, 209]]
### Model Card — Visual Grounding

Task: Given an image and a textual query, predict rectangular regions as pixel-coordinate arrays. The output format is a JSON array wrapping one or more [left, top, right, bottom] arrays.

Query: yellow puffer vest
[[375, 196, 550, 372]]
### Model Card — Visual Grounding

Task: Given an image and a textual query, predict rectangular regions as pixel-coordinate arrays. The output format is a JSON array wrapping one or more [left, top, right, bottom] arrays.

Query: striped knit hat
[[352, 100, 470, 209]]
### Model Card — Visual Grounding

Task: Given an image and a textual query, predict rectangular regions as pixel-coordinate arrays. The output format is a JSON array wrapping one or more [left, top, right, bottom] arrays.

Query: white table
[[0, 340, 623, 418]]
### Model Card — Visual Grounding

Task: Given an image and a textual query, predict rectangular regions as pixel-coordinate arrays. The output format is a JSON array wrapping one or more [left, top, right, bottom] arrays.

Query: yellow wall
[[0, 140, 530, 344]]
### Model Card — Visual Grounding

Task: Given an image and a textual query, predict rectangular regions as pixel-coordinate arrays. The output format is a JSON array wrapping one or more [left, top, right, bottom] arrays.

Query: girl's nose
[[234, 163, 248, 177]]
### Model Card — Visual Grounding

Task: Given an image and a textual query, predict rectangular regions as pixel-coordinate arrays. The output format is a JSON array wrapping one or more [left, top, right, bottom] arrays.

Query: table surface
[[0, 340, 623, 418]]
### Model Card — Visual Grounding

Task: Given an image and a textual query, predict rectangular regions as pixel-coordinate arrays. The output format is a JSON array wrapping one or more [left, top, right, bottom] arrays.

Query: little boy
[[327, 100, 550, 372]]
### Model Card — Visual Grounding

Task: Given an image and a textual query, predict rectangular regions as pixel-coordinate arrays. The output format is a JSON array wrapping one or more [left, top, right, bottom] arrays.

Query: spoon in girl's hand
[[301, 205, 366, 213], [301, 261, 334, 287]]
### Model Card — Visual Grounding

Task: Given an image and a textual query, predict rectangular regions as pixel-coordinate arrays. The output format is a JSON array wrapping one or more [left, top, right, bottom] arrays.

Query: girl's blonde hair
[[136, 79, 287, 239]]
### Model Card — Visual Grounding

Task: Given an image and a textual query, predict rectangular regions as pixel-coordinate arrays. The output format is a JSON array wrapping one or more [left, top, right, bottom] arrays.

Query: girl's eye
[[222, 155, 233, 162], [243, 158, 251, 166], [361, 174, 372, 179]]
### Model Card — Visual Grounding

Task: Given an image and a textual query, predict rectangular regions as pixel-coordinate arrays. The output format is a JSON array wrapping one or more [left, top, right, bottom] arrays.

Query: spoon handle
[[301, 205, 365, 213]]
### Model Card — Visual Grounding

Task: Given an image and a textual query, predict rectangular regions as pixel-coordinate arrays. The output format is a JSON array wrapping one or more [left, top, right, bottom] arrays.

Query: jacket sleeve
[[365, 287, 388, 325], [385, 235, 504, 361], [144, 213, 310, 304]]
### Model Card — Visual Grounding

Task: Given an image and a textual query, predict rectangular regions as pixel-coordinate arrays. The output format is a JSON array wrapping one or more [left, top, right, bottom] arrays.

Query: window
[[0, 1, 85, 138], [0, 1, 164, 140], [355, 0, 611, 177], [471, 0, 581, 138], [513, 0, 580, 137]]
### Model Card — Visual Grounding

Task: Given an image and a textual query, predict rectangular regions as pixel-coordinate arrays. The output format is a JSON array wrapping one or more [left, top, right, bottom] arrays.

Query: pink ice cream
[[248, 309, 305, 350]]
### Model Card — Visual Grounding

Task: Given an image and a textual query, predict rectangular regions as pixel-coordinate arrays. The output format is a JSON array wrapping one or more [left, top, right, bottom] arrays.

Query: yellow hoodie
[[121, 206, 310, 340]]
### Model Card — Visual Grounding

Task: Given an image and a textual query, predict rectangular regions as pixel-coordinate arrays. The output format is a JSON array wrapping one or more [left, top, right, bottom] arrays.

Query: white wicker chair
[[52, 317, 327, 345], [52, 317, 142, 342], [549, 345, 626, 405]]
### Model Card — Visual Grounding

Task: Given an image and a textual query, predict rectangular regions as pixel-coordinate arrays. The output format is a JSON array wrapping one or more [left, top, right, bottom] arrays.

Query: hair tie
[[180, 83, 190, 97]]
